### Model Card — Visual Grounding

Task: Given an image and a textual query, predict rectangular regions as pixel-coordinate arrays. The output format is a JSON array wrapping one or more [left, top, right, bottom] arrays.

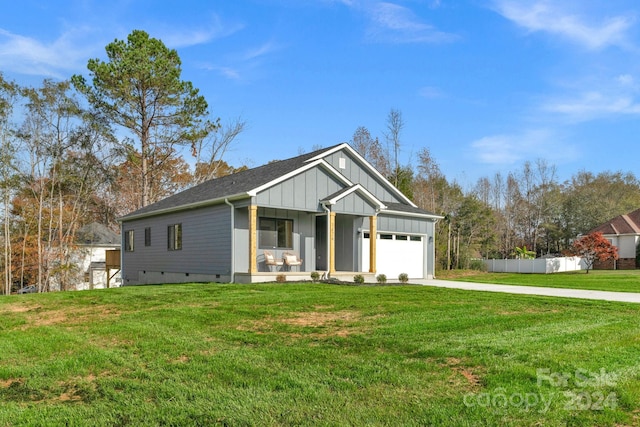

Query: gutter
[[224, 198, 235, 283], [117, 192, 248, 222]]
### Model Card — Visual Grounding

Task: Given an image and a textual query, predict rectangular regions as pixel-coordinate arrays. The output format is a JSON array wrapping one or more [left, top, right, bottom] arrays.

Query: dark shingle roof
[[383, 202, 440, 217], [120, 144, 342, 220], [589, 208, 640, 235]]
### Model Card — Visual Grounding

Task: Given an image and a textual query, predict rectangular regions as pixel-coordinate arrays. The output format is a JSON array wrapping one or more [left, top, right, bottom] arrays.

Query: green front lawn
[[439, 269, 640, 293], [1, 283, 639, 426]]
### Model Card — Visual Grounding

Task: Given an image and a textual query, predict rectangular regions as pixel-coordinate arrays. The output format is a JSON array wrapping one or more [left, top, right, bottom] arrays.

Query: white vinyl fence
[[484, 257, 585, 274]]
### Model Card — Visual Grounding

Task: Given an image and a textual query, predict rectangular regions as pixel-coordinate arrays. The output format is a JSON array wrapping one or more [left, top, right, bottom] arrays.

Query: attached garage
[[361, 232, 426, 279]]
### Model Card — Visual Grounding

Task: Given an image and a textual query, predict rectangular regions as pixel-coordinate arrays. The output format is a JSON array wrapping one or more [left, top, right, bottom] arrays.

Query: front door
[[315, 215, 327, 271]]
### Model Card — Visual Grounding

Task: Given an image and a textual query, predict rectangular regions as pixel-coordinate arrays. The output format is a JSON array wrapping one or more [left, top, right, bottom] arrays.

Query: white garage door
[[362, 233, 424, 279]]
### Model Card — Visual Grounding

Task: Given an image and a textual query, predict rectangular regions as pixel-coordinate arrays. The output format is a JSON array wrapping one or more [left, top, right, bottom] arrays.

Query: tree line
[[0, 31, 243, 294], [351, 109, 640, 271], [2, 30, 639, 293]]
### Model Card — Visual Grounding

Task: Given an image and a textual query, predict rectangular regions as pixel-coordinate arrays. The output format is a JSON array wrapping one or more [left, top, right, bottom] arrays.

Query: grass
[[1, 282, 640, 426], [438, 269, 640, 293]]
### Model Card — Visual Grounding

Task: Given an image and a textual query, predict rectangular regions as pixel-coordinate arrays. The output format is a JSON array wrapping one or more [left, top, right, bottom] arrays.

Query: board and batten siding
[[322, 149, 403, 204], [121, 203, 231, 284], [331, 191, 377, 216], [372, 214, 432, 235], [256, 166, 344, 211]]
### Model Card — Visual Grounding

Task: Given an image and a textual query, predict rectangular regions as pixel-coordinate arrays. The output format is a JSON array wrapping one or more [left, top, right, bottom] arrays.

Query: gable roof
[[321, 184, 386, 209], [589, 208, 640, 235], [119, 143, 441, 222], [120, 144, 340, 221]]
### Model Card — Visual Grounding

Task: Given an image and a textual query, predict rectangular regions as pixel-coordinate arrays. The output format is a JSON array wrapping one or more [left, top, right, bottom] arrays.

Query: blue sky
[[2, 0, 640, 187]]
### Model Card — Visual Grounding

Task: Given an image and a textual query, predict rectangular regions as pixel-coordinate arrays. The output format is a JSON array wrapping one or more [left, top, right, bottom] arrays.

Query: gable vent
[[338, 157, 346, 169]]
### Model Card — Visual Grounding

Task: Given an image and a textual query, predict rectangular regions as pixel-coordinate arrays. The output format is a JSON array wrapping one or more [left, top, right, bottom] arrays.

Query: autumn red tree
[[570, 232, 618, 273]]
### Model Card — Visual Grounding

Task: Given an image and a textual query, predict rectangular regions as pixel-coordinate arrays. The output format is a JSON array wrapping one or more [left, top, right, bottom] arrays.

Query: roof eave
[[117, 192, 250, 223], [381, 209, 444, 220], [321, 184, 387, 210]]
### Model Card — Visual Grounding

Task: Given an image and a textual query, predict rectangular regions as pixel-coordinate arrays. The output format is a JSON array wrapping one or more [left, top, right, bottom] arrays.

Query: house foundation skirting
[[124, 270, 231, 286], [125, 270, 381, 285]]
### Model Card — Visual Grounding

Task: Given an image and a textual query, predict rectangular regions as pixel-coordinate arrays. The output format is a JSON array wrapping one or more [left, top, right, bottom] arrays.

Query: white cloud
[[469, 129, 577, 166], [158, 14, 244, 48], [0, 28, 95, 77], [344, 1, 457, 44], [540, 73, 640, 121], [544, 91, 640, 121], [617, 74, 634, 86], [419, 86, 444, 99], [492, 0, 634, 50], [199, 41, 281, 82], [241, 41, 281, 61]]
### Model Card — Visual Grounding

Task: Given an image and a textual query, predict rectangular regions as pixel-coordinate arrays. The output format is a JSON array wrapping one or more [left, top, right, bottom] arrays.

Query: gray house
[[118, 143, 442, 284]]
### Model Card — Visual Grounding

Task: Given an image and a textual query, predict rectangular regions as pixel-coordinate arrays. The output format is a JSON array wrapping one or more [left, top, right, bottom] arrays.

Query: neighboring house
[[587, 208, 640, 270], [118, 143, 443, 284], [75, 223, 122, 290]]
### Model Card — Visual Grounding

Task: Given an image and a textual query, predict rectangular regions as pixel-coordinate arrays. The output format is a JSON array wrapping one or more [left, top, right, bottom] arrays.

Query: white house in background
[[587, 208, 640, 270], [74, 223, 121, 289]]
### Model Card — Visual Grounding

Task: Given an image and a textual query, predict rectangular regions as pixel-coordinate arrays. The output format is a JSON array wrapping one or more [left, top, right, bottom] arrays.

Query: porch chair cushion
[[284, 252, 302, 266], [264, 250, 283, 266]]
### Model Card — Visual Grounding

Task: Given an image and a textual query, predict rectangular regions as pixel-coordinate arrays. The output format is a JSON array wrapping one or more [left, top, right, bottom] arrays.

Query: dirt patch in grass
[[494, 307, 561, 316], [1, 303, 43, 314], [240, 310, 380, 339], [443, 357, 483, 390], [0, 378, 23, 388], [17, 306, 121, 329]]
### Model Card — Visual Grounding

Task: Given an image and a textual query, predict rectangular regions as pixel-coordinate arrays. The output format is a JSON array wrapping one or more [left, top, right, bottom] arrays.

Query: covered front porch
[[234, 271, 377, 284], [234, 202, 380, 283]]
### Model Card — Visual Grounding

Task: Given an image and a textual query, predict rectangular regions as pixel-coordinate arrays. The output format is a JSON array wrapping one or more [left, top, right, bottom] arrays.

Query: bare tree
[[192, 118, 246, 184], [384, 109, 404, 187], [0, 74, 20, 294], [351, 126, 390, 176]]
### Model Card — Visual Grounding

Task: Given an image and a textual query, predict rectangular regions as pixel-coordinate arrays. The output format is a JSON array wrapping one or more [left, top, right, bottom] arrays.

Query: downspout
[[431, 217, 441, 279], [321, 202, 331, 280], [119, 221, 125, 286], [225, 198, 235, 283]]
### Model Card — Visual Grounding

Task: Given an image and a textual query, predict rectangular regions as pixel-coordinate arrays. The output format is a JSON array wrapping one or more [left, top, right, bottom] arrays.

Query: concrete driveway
[[410, 279, 640, 304]]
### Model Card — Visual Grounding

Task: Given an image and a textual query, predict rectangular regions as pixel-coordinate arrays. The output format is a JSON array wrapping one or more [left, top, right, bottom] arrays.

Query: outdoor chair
[[283, 252, 303, 271], [263, 250, 283, 272]]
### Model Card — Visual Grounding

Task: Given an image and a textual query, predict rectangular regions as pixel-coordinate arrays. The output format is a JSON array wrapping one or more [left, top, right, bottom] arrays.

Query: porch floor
[[234, 271, 377, 284]]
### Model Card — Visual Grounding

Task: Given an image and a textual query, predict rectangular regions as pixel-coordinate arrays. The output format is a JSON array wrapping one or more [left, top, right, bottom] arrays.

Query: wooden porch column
[[369, 216, 377, 273], [329, 211, 336, 274], [249, 205, 258, 273]]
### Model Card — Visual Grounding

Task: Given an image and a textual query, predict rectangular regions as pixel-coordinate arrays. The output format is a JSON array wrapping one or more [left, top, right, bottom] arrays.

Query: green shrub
[[276, 274, 287, 283], [310, 271, 320, 282], [353, 274, 365, 284], [469, 259, 487, 271], [376, 274, 387, 284], [398, 273, 409, 283]]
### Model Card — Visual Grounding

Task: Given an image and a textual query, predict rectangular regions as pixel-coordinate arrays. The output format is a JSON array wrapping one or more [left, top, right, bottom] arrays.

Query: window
[[396, 235, 408, 241], [380, 234, 393, 240], [124, 230, 134, 252], [259, 218, 293, 249], [145, 227, 151, 246], [168, 224, 182, 250], [410, 236, 422, 242]]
